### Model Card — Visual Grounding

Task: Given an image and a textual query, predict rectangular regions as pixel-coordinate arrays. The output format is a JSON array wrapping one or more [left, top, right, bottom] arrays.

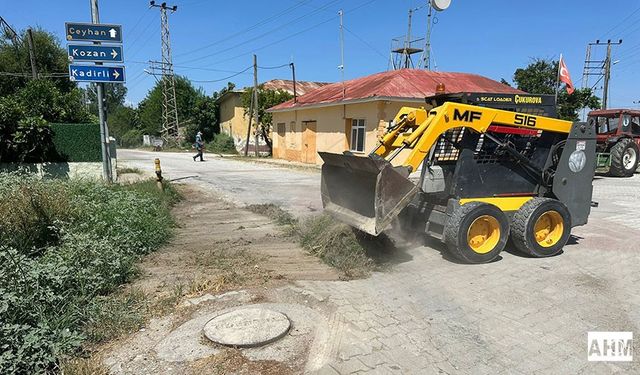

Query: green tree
[[86, 83, 128, 116], [0, 28, 72, 96], [510, 58, 601, 120], [137, 76, 205, 135], [241, 86, 293, 153], [108, 105, 139, 139]]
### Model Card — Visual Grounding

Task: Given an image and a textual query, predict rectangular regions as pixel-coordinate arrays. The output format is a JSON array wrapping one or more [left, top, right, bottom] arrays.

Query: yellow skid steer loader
[[319, 102, 596, 263]]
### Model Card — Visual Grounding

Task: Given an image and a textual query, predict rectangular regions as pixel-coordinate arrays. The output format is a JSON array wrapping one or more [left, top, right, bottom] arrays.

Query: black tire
[[510, 198, 571, 257], [444, 202, 509, 264], [609, 138, 639, 177]]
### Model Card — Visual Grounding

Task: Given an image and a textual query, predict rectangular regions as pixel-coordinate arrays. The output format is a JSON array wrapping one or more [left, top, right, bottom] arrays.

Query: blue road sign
[[65, 22, 122, 43], [69, 65, 125, 83], [68, 44, 124, 63]]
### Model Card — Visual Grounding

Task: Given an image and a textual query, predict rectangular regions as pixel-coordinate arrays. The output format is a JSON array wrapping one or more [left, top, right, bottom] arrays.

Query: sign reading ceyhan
[[65, 22, 122, 43], [588, 331, 633, 362]]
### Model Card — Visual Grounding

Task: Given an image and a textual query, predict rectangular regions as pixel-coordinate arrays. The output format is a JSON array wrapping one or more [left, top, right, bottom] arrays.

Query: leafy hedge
[[50, 123, 102, 162], [0, 174, 179, 373]]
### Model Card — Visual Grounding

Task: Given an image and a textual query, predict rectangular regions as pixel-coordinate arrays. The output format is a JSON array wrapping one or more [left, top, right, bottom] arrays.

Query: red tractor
[[588, 109, 640, 177]]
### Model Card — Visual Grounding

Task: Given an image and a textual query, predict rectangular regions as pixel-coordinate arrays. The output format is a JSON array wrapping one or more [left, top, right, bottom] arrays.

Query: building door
[[275, 123, 286, 159], [302, 121, 317, 164]]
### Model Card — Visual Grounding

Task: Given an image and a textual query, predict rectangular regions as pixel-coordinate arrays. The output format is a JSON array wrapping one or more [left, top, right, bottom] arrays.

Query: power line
[[173, 0, 312, 59], [175, 0, 341, 64], [189, 65, 252, 83], [258, 63, 290, 69], [342, 25, 387, 60], [600, 6, 640, 39], [183, 0, 380, 68]]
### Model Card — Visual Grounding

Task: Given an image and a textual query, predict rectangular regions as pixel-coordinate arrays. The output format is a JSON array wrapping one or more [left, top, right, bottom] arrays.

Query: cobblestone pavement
[[301, 174, 640, 374], [120, 151, 639, 374]]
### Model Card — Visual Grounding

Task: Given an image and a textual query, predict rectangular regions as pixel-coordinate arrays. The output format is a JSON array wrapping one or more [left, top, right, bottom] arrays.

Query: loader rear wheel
[[609, 138, 639, 177], [444, 202, 509, 264], [510, 198, 571, 257]]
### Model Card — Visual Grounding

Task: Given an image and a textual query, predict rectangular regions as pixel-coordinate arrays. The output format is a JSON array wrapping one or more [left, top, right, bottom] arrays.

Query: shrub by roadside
[[0, 173, 179, 374]]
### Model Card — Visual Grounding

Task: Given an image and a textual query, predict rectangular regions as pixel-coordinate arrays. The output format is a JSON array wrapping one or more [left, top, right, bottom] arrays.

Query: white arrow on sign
[[111, 49, 118, 59], [113, 69, 120, 80], [109, 28, 117, 38]]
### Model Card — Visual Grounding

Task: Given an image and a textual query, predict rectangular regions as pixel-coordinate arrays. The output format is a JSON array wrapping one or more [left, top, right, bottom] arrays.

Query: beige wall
[[218, 93, 250, 143], [271, 100, 427, 164]]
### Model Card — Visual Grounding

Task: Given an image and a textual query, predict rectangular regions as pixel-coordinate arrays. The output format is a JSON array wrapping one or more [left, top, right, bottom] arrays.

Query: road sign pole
[[90, 0, 112, 183]]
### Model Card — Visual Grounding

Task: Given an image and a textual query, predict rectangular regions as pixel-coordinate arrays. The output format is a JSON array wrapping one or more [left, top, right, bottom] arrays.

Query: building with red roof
[[267, 69, 523, 164]]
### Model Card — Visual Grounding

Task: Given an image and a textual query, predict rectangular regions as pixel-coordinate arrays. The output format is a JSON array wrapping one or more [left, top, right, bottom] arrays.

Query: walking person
[[193, 131, 204, 161]]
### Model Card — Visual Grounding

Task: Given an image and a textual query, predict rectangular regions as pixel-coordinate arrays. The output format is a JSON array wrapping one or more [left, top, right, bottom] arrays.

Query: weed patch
[[0, 173, 179, 373]]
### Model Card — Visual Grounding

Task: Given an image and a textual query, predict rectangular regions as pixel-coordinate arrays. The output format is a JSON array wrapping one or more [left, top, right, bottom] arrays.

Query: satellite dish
[[430, 0, 451, 11]]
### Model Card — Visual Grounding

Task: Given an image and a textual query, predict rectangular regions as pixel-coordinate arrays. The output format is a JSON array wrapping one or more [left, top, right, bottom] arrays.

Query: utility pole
[[338, 10, 345, 100], [90, 0, 113, 183], [253, 54, 259, 157], [581, 39, 622, 109], [150, 1, 180, 145], [290, 62, 297, 103], [404, 9, 413, 68], [423, 5, 433, 70], [26, 28, 37, 79]]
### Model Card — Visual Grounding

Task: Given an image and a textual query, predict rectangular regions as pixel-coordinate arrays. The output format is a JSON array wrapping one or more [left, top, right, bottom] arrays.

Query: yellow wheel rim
[[533, 210, 564, 248], [467, 215, 501, 254]]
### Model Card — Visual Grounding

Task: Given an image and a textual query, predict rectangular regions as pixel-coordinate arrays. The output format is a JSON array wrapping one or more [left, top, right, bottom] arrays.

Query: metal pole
[[253, 54, 259, 157], [244, 90, 254, 157], [603, 42, 612, 109], [91, 0, 112, 182], [290, 62, 297, 103], [424, 4, 433, 70], [26, 28, 37, 79], [338, 10, 345, 99]]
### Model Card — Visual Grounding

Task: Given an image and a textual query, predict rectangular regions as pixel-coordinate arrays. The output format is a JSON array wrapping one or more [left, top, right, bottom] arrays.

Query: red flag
[[559, 55, 575, 94]]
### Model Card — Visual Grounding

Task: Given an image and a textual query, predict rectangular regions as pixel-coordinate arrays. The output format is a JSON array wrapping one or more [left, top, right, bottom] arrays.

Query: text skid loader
[[319, 102, 596, 263]]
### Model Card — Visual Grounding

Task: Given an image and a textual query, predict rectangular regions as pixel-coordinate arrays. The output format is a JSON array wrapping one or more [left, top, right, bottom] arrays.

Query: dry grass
[[58, 355, 108, 375], [245, 204, 396, 279], [190, 349, 294, 375]]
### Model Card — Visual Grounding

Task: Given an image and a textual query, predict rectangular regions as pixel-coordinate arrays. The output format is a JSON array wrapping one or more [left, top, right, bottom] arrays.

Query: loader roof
[[269, 69, 524, 112]]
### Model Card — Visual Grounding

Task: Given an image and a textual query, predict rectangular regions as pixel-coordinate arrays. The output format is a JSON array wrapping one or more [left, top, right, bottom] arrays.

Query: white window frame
[[350, 119, 366, 153]]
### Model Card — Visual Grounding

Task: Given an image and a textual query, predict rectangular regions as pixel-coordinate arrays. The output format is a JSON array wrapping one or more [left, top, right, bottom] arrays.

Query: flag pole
[[555, 54, 562, 106]]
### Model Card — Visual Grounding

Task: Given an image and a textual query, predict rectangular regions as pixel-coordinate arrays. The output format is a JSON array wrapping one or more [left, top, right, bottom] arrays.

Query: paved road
[[120, 150, 640, 374], [119, 149, 322, 216]]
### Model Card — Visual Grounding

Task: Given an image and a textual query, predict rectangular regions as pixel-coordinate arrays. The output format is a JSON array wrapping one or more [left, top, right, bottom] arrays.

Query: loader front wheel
[[444, 202, 509, 264], [510, 198, 571, 257]]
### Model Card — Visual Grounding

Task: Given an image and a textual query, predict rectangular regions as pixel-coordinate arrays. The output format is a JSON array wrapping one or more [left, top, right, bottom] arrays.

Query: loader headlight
[[568, 150, 586, 173]]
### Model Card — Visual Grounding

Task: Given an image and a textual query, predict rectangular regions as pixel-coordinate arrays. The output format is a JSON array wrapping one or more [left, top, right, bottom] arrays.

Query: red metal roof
[[262, 79, 330, 96], [269, 69, 525, 111], [588, 109, 640, 116]]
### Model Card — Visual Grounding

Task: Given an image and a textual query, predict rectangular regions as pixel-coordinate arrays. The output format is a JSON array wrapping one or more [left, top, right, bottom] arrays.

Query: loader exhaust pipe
[[319, 152, 419, 236]]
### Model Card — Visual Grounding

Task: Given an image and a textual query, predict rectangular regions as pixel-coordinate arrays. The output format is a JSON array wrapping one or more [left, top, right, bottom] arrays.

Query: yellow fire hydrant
[[155, 158, 163, 191]]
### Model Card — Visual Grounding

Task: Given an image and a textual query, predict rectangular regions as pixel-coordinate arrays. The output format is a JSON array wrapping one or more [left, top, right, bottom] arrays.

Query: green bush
[[119, 129, 143, 148], [0, 173, 180, 373], [206, 133, 237, 154], [50, 123, 102, 162]]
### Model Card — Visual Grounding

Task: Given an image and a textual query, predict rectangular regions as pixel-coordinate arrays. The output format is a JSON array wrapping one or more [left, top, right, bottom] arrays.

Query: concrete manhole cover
[[203, 307, 291, 347]]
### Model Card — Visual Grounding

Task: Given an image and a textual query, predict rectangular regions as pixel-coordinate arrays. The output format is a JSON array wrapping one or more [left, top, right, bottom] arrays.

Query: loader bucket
[[319, 152, 420, 236]]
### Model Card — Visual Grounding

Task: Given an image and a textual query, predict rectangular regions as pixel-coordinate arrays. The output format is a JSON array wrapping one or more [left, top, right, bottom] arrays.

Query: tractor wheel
[[444, 202, 509, 264], [510, 198, 571, 257], [609, 138, 639, 177]]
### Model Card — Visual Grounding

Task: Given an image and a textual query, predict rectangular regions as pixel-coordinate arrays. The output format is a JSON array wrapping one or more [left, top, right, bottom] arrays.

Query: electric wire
[[173, 0, 313, 58], [183, 0, 380, 68], [342, 25, 387, 61], [188, 65, 252, 83], [257, 63, 291, 69]]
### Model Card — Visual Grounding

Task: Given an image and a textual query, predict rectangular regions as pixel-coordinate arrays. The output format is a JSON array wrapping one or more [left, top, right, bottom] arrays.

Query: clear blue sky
[[5, 0, 640, 108]]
